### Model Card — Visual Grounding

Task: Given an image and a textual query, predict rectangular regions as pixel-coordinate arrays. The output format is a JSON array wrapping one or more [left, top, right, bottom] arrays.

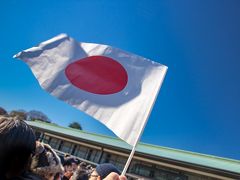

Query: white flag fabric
[[14, 34, 167, 146]]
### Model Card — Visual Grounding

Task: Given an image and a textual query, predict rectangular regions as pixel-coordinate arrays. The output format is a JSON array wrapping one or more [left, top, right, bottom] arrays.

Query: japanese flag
[[14, 34, 167, 146]]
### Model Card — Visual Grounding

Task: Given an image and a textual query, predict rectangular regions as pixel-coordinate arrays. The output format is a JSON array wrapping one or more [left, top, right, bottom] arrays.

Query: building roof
[[26, 120, 240, 174]]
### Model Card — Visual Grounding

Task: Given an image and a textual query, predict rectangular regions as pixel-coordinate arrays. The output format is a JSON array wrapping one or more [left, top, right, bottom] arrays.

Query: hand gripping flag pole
[[121, 67, 167, 176]]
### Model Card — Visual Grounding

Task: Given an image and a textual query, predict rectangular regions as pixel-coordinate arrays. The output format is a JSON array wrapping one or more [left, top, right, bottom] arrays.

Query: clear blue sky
[[0, 1, 239, 160]]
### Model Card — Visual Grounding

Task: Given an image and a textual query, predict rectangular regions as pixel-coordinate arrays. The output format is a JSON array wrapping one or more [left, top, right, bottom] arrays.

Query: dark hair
[[0, 116, 36, 178], [30, 142, 64, 179], [71, 165, 89, 180], [63, 156, 80, 166]]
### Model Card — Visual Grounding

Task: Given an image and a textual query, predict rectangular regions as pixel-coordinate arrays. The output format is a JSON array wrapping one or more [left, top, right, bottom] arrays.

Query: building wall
[[34, 129, 219, 180]]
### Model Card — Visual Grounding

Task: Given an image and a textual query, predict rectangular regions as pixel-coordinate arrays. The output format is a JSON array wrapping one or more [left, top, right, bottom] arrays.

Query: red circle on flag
[[65, 56, 128, 95]]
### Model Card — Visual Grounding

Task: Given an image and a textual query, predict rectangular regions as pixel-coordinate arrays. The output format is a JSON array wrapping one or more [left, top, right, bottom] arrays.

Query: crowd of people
[[0, 115, 127, 180]]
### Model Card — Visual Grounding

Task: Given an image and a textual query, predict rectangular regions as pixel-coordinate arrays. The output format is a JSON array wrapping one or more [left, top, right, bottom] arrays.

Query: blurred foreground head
[[0, 115, 36, 178], [30, 141, 64, 180]]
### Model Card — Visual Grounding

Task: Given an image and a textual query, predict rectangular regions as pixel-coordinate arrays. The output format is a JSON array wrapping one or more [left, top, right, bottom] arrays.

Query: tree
[[27, 110, 51, 122], [0, 107, 7, 115], [9, 110, 27, 120], [69, 122, 82, 130]]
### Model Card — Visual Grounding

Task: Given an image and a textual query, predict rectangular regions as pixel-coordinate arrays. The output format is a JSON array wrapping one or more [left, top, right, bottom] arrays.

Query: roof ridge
[[32, 120, 125, 141], [138, 141, 240, 163]]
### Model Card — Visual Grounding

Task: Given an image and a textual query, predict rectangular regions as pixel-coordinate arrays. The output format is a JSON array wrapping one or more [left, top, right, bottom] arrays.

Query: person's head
[[89, 163, 120, 180], [63, 156, 80, 172], [70, 162, 93, 180], [71, 158, 80, 172], [0, 116, 36, 178], [30, 141, 64, 180]]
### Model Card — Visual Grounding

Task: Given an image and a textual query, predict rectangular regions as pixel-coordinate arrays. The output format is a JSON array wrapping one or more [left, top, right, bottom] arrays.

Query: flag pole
[[121, 143, 137, 175], [121, 67, 168, 176], [121, 111, 154, 176], [120, 106, 152, 176]]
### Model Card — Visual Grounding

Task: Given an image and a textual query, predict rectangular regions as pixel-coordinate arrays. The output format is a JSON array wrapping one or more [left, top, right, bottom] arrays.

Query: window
[[154, 165, 188, 180], [129, 161, 153, 178], [129, 161, 188, 179], [154, 170, 188, 180], [74, 145, 89, 159], [60, 141, 74, 153], [42, 135, 50, 144], [100, 153, 126, 170], [88, 149, 101, 163], [100, 153, 112, 163], [109, 154, 126, 170], [49, 137, 61, 150]]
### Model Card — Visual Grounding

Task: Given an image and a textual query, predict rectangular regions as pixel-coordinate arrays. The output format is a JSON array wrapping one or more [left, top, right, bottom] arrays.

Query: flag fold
[[14, 34, 167, 146]]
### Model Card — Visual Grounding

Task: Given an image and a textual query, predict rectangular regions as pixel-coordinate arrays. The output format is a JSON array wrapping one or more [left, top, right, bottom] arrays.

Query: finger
[[103, 172, 119, 180], [119, 175, 127, 180]]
